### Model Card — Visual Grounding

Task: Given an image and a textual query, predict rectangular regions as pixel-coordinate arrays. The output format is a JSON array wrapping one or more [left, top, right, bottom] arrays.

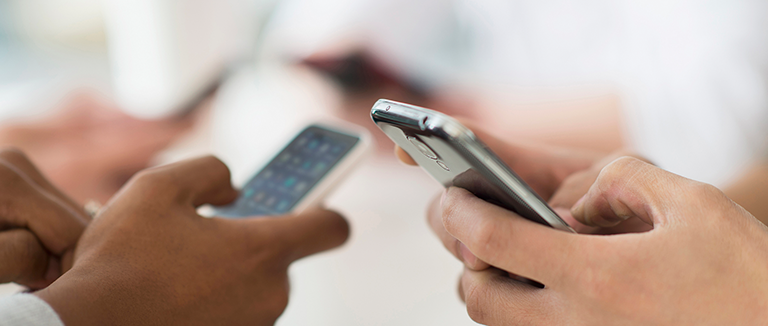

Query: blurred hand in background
[[0, 91, 197, 205], [0, 148, 89, 290]]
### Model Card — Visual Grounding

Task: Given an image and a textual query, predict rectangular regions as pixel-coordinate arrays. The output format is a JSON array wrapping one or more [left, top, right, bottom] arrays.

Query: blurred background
[[1, 0, 768, 325]]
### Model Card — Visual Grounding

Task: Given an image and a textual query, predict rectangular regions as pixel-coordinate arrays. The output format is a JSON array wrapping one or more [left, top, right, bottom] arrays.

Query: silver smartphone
[[371, 99, 575, 233], [213, 123, 371, 218]]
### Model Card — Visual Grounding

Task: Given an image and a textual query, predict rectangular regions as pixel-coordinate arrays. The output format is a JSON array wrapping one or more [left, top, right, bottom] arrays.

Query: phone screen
[[216, 126, 359, 217]]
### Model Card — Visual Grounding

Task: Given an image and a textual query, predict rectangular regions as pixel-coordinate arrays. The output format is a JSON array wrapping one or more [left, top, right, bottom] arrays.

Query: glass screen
[[216, 125, 359, 217]]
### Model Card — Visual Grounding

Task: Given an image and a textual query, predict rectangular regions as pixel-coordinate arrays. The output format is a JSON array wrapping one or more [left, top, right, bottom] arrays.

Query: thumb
[[570, 157, 698, 228], [125, 156, 239, 208], [254, 209, 350, 263]]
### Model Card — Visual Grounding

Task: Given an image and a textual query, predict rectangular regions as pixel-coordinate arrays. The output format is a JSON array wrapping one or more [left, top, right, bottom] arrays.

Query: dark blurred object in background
[[303, 52, 428, 98], [302, 52, 476, 153]]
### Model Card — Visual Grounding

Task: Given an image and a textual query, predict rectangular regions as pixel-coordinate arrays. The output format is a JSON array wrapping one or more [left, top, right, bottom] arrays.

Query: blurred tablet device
[[213, 123, 370, 218]]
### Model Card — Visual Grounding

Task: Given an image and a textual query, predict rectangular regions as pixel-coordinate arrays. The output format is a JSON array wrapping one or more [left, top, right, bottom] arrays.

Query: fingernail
[[571, 194, 587, 217], [459, 242, 477, 266], [589, 213, 630, 228]]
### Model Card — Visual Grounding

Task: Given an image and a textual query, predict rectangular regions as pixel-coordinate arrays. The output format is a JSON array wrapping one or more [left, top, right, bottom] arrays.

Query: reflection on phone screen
[[216, 126, 359, 217]]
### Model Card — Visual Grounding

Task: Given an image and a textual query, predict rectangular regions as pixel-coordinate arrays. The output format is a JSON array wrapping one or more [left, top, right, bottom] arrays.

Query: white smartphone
[[214, 123, 370, 218], [371, 99, 575, 233]]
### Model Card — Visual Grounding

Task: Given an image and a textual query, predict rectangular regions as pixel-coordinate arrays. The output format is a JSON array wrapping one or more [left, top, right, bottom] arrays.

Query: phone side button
[[436, 160, 450, 171], [408, 136, 439, 160]]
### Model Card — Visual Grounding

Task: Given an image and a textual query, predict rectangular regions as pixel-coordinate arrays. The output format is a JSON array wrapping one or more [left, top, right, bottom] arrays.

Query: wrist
[[34, 268, 124, 326]]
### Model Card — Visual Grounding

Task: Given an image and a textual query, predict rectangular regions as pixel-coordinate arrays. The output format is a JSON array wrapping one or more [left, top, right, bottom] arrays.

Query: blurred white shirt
[[0, 294, 63, 326], [271, 0, 768, 186]]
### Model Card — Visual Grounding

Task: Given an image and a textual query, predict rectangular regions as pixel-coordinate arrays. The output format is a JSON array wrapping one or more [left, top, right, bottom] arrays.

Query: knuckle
[[440, 192, 458, 220], [17, 231, 45, 265], [690, 182, 738, 215], [271, 290, 289, 315], [0, 163, 26, 187], [131, 169, 174, 189], [260, 281, 290, 323], [441, 188, 474, 233], [440, 197, 460, 231], [192, 155, 231, 178], [463, 276, 488, 324], [127, 169, 177, 199], [467, 218, 499, 261], [692, 182, 724, 199], [599, 156, 639, 180], [199, 155, 227, 168], [4, 230, 46, 279], [0, 167, 31, 220], [596, 156, 652, 192], [0, 147, 30, 163]]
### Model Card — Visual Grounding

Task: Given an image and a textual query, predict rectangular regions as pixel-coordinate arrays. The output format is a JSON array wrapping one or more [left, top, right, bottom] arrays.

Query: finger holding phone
[[34, 156, 350, 326], [213, 123, 370, 218], [395, 118, 605, 203], [441, 157, 768, 325], [417, 142, 654, 270], [376, 100, 651, 272], [374, 100, 768, 324]]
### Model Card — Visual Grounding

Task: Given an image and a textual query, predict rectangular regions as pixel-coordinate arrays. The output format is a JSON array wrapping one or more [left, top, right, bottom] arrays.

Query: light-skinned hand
[[396, 119, 650, 270], [441, 157, 768, 325], [34, 156, 350, 326], [0, 92, 196, 204]]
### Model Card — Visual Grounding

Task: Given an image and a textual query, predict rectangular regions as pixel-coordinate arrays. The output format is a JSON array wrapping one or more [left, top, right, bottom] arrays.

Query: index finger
[[0, 162, 87, 254], [442, 187, 581, 286], [395, 146, 417, 166], [126, 156, 238, 208], [427, 191, 491, 270], [571, 157, 717, 228], [0, 148, 86, 218], [252, 208, 350, 263]]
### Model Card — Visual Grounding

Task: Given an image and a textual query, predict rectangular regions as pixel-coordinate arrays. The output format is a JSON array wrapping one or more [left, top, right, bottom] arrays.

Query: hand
[[396, 120, 603, 201], [34, 156, 350, 326], [442, 157, 768, 325], [0, 92, 195, 204], [397, 120, 650, 270], [0, 148, 89, 289]]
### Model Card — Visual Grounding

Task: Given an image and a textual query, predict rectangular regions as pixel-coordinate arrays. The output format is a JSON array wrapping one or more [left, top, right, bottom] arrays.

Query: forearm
[[465, 89, 625, 153], [724, 162, 768, 225]]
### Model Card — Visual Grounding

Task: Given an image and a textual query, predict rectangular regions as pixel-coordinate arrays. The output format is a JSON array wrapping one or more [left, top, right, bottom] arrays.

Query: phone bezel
[[291, 122, 372, 214], [214, 121, 371, 217]]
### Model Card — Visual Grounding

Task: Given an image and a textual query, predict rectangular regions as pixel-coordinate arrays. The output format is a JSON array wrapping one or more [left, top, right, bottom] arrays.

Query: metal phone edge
[[372, 99, 575, 233]]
